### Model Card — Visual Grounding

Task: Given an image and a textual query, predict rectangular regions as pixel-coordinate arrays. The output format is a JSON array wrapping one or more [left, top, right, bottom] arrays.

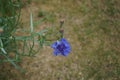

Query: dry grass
[[0, 0, 120, 80]]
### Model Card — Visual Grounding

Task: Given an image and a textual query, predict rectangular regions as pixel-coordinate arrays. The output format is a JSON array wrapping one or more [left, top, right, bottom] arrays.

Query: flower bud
[[60, 19, 64, 28], [59, 29, 64, 34]]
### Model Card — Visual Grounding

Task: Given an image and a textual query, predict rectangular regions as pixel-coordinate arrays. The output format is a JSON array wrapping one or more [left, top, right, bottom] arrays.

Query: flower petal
[[61, 38, 70, 48], [51, 38, 71, 56], [51, 42, 57, 49], [53, 49, 59, 56]]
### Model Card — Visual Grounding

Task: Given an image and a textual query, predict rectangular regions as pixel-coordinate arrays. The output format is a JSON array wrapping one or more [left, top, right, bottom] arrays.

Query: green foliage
[[0, 0, 58, 69], [0, 0, 21, 69]]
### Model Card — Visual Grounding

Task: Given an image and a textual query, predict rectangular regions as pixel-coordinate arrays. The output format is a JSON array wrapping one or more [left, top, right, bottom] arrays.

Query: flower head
[[51, 38, 71, 56]]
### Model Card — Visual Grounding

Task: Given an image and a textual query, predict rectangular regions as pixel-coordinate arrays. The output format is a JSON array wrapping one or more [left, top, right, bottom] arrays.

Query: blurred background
[[0, 0, 120, 80]]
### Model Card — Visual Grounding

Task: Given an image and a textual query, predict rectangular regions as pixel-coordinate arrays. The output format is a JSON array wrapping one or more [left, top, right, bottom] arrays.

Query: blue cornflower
[[51, 38, 71, 56]]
